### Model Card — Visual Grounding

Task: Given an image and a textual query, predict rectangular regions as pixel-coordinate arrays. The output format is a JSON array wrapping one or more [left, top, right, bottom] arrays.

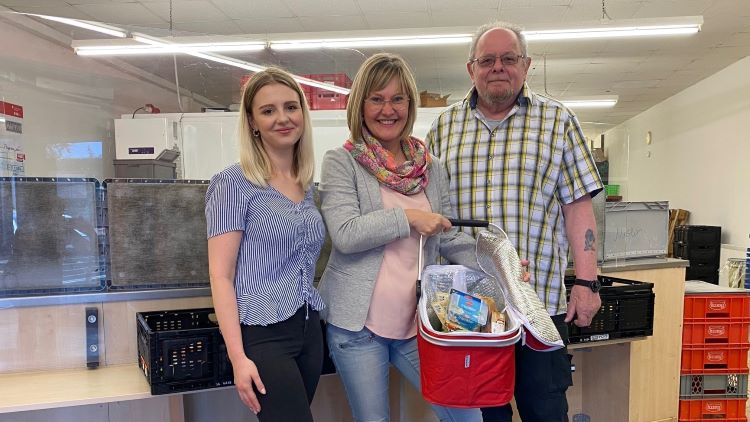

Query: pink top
[[364, 186, 431, 339]]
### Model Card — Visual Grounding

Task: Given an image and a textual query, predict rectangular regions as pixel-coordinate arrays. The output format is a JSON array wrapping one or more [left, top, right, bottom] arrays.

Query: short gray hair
[[469, 21, 528, 61]]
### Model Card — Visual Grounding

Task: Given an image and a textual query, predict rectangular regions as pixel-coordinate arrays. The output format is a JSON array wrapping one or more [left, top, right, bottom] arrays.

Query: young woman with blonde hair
[[206, 67, 324, 422]]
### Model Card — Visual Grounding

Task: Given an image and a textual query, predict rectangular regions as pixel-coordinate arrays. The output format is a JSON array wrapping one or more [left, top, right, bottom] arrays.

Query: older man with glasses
[[426, 21, 604, 422]]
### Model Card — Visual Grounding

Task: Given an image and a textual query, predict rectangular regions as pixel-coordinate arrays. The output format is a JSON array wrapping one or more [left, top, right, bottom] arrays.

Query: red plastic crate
[[679, 398, 747, 421], [683, 318, 750, 346], [310, 92, 348, 110], [681, 344, 750, 374], [297, 73, 352, 110], [301, 73, 352, 91], [684, 295, 750, 320]]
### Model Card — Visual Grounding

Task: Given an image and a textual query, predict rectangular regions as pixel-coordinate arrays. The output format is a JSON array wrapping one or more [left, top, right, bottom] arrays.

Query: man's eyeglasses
[[470, 54, 526, 69], [364, 95, 410, 110]]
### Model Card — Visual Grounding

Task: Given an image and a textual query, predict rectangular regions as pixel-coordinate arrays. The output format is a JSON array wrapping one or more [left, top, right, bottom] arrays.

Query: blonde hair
[[237, 67, 315, 188], [347, 53, 418, 143]]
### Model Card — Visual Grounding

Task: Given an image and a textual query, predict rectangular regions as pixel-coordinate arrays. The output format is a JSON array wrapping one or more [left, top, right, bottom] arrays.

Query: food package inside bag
[[445, 289, 489, 332]]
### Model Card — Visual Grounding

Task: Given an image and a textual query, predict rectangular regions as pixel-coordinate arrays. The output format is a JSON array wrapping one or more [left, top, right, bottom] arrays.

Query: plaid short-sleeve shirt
[[426, 85, 603, 315]]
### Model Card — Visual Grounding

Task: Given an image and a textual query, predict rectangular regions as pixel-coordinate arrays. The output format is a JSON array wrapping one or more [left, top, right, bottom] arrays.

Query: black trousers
[[481, 314, 573, 422], [241, 305, 323, 422]]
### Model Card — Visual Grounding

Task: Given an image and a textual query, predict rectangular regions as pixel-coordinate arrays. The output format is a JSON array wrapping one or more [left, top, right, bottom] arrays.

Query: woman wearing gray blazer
[[317, 53, 481, 422]]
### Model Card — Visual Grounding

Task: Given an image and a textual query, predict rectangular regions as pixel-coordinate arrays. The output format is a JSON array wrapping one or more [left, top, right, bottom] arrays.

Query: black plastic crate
[[673, 243, 720, 264], [686, 262, 720, 284], [674, 225, 721, 248], [136, 308, 234, 395], [565, 275, 655, 344]]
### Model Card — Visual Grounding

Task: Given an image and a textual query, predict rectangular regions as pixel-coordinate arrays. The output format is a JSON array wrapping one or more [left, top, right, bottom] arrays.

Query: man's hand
[[565, 285, 601, 327]]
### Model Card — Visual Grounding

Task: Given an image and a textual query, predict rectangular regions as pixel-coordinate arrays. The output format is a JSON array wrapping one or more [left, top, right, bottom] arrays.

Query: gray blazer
[[318, 147, 478, 332]]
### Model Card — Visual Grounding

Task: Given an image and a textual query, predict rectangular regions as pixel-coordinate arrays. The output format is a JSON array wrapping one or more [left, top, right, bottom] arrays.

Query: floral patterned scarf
[[344, 130, 431, 195]]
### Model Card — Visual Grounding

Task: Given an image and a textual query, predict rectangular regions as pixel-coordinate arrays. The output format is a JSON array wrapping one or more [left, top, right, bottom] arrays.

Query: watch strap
[[573, 278, 601, 292]]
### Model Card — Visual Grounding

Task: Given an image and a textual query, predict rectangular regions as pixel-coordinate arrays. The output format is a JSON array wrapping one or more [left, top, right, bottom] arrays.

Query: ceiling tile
[[141, 1, 229, 23], [703, 0, 750, 16], [427, 0, 498, 11], [297, 14, 367, 32], [610, 79, 662, 90], [533, 39, 609, 56], [560, 0, 642, 22], [72, 3, 165, 25], [67, 0, 120, 4], [0, 0, 67, 6], [498, 6, 572, 26], [502, 0, 572, 7], [281, 0, 361, 17], [172, 19, 243, 35], [234, 17, 303, 34], [429, 10, 500, 27], [721, 31, 750, 47], [631, 0, 710, 18], [356, 0, 427, 13], [365, 12, 431, 29], [8, 4, 94, 19], [211, 0, 294, 19]]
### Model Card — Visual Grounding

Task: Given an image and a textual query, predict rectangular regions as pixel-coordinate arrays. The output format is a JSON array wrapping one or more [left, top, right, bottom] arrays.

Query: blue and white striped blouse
[[205, 163, 326, 326]]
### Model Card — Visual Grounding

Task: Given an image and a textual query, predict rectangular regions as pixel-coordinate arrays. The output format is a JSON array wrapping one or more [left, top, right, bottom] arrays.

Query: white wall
[[605, 55, 750, 250]]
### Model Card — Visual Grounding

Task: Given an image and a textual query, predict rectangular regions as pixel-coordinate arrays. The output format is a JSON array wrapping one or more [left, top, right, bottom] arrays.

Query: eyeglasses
[[470, 54, 526, 69], [364, 95, 410, 110]]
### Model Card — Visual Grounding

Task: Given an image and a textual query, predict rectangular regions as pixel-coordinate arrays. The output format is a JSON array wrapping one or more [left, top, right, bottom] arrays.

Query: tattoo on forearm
[[584, 229, 595, 251]]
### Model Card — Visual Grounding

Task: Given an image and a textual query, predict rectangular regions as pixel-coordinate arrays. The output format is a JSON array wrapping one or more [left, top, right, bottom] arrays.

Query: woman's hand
[[521, 259, 531, 282], [232, 355, 266, 415], [404, 209, 452, 236]]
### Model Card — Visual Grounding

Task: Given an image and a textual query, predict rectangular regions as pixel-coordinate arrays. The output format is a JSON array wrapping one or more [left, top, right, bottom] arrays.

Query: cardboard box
[[419, 91, 449, 107]]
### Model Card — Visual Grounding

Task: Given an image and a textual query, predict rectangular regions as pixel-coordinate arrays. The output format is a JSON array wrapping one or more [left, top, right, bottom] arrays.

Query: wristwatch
[[573, 278, 602, 293]]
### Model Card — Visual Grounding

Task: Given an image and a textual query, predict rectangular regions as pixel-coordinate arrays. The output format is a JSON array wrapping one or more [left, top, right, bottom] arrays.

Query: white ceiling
[[2, 0, 750, 131]]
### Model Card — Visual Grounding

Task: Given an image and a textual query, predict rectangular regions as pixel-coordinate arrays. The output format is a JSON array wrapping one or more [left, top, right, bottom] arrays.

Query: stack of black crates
[[674, 225, 722, 284]]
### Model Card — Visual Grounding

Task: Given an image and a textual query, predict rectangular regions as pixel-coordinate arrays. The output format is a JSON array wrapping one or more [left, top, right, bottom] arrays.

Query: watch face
[[591, 280, 602, 293]]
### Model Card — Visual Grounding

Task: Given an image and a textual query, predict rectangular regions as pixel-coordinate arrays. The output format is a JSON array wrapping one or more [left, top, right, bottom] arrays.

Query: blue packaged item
[[446, 288, 489, 332]]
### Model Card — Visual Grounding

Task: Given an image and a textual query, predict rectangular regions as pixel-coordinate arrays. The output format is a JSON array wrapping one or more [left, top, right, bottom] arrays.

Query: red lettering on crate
[[708, 300, 727, 311], [707, 325, 726, 336], [705, 402, 723, 413], [706, 351, 725, 362]]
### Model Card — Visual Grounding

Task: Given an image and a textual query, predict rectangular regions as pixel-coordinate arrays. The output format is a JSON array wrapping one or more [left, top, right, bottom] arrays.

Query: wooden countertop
[[0, 364, 153, 413]]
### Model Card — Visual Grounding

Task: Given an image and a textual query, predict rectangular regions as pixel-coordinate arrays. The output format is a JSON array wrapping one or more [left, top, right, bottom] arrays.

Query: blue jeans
[[326, 324, 482, 422]]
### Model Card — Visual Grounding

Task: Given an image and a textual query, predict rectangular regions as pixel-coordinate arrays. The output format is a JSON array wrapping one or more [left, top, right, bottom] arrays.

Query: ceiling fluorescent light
[[191, 52, 266, 73], [561, 96, 618, 108], [132, 33, 349, 93], [525, 16, 702, 41], [66, 15, 703, 56], [20, 13, 127, 38], [271, 34, 472, 50], [129, 33, 266, 73], [75, 42, 265, 56]]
